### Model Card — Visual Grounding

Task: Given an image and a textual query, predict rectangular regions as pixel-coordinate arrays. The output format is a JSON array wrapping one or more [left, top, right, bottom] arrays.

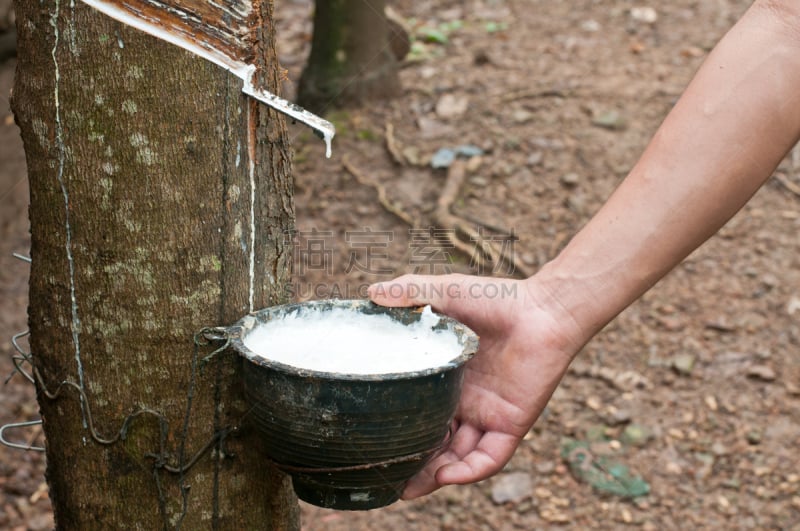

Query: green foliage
[[484, 21, 509, 34], [560, 439, 651, 498], [414, 19, 464, 45], [417, 27, 449, 44], [356, 129, 377, 141]]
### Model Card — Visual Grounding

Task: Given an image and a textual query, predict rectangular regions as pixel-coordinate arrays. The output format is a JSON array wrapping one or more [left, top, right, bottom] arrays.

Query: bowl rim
[[228, 299, 479, 381]]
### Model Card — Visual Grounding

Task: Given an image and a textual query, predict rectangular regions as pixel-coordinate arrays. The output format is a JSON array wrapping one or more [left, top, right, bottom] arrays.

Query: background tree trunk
[[11, 1, 299, 529], [296, 0, 402, 113]]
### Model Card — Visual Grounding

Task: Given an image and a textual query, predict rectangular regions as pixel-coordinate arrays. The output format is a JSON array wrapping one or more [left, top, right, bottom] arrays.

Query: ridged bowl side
[[230, 300, 478, 510]]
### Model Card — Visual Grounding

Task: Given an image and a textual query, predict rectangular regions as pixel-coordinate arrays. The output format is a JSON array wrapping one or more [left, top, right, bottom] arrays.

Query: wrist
[[521, 270, 599, 359], [523, 256, 632, 354]]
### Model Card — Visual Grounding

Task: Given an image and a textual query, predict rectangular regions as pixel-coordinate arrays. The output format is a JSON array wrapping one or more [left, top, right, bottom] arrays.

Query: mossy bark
[[297, 0, 401, 113], [11, 1, 299, 529]]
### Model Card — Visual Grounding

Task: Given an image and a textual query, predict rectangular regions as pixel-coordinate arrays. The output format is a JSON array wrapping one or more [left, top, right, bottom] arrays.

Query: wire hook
[[0, 420, 45, 452]]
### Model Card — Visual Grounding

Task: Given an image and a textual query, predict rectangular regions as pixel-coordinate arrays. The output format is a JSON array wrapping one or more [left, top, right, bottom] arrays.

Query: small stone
[[585, 424, 608, 442], [621, 424, 652, 447], [539, 507, 571, 523], [440, 512, 456, 529], [671, 353, 696, 375], [586, 396, 602, 410], [417, 116, 454, 139], [402, 146, 421, 165], [26, 513, 54, 531], [559, 172, 580, 188], [535, 461, 556, 475], [630, 6, 658, 24], [680, 46, 704, 58], [564, 193, 586, 216], [711, 442, 728, 456], [581, 19, 601, 32], [604, 407, 632, 426], [658, 316, 684, 331], [704, 395, 718, 411], [787, 296, 800, 315], [469, 176, 489, 187], [516, 499, 534, 513], [592, 110, 627, 131], [465, 155, 483, 173], [722, 478, 741, 489], [455, 144, 484, 158], [746, 364, 776, 382], [473, 49, 491, 65], [512, 109, 534, 123], [490, 472, 533, 504], [435, 93, 469, 119], [667, 428, 685, 440], [431, 148, 456, 169], [419, 66, 437, 79], [565, 194, 587, 215], [746, 429, 762, 445], [527, 151, 543, 166]]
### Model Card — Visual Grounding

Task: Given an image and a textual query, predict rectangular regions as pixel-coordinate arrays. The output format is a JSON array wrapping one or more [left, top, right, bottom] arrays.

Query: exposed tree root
[[342, 154, 415, 227], [774, 172, 800, 198], [344, 155, 533, 278], [384, 121, 405, 165]]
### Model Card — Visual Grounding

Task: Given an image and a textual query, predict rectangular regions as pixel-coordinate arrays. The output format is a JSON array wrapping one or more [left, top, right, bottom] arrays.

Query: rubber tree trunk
[[11, 1, 299, 529], [296, 0, 401, 113]]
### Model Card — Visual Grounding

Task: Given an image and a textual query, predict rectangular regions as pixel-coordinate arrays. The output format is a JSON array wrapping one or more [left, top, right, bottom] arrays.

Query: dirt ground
[[2, 0, 800, 529]]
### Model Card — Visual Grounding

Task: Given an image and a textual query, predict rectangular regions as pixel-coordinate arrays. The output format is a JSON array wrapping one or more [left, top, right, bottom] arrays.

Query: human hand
[[368, 273, 587, 499]]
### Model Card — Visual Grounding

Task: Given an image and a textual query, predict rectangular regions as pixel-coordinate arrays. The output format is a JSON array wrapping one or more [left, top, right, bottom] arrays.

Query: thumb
[[367, 274, 469, 314]]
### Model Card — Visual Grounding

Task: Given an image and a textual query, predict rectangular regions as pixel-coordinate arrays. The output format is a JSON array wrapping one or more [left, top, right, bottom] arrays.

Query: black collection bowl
[[228, 299, 479, 510]]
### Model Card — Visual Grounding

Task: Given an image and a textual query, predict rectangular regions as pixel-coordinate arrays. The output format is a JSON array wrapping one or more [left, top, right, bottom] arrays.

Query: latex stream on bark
[[79, 0, 335, 157]]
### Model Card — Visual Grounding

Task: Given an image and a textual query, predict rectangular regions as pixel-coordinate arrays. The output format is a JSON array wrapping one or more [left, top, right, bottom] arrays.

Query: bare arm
[[370, 0, 800, 498], [536, 0, 800, 342]]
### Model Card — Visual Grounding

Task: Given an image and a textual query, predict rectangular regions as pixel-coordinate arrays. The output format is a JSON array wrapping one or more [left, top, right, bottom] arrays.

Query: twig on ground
[[774, 173, 800, 198], [569, 362, 652, 391], [435, 160, 533, 278], [435, 160, 492, 270], [342, 154, 415, 227], [384, 122, 405, 165], [452, 209, 518, 236], [497, 86, 571, 103], [345, 154, 533, 278]]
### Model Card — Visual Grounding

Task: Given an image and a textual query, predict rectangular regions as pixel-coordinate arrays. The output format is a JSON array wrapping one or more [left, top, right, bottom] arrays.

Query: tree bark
[[296, 0, 401, 113], [12, 1, 299, 529]]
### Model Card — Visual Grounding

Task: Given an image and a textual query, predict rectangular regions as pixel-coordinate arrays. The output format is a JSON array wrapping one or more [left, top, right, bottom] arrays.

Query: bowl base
[[293, 478, 404, 510]]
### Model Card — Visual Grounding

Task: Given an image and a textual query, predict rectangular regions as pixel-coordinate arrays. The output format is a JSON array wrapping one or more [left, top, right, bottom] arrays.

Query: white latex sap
[[243, 306, 464, 375]]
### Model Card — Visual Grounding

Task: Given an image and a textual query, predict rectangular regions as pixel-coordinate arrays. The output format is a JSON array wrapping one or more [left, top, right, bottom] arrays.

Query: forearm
[[533, 1, 800, 344]]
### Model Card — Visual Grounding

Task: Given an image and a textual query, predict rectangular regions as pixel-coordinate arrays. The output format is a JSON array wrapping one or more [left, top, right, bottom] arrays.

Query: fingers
[[436, 430, 519, 484], [402, 425, 520, 499], [368, 273, 467, 313]]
